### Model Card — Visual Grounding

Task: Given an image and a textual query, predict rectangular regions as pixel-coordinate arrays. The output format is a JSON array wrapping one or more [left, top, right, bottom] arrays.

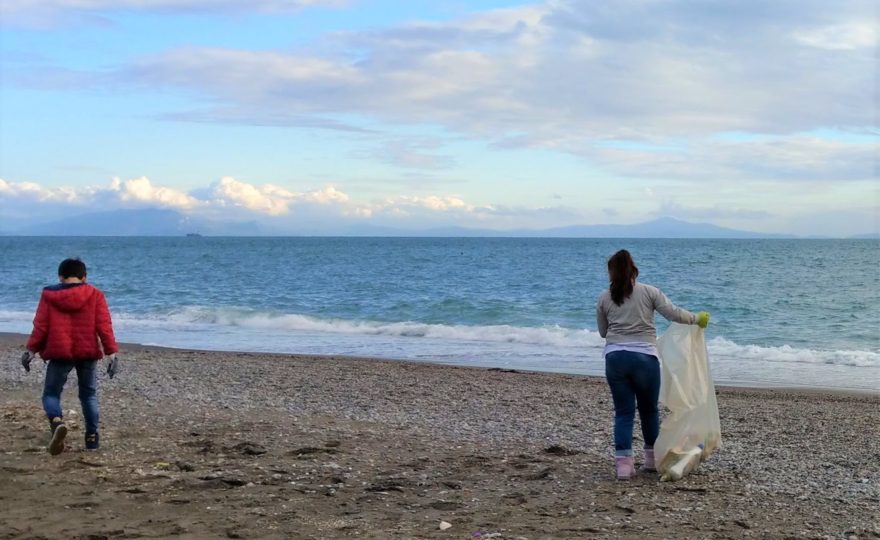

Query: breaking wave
[[2, 307, 877, 369]]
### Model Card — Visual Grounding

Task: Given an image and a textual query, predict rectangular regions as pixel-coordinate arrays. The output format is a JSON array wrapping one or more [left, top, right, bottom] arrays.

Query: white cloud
[[5, 1, 874, 184], [0, 0, 348, 15], [0, 176, 490, 223], [1, 176, 194, 213], [113, 176, 202, 210], [3, 0, 341, 7], [209, 177, 350, 215], [128, 48, 362, 100], [584, 137, 876, 182], [1, 0, 346, 26], [2, 174, 545, 231], [340, 195, 586, 229], [101, 0, 875, 184], [793, 22, 878, 50], [374, 195, 476, 214], [2, 175, 875, 235], [343, 194, 502, 222], [122, 1, 873, 137], [300, 184, 349, 205], [210, 177, 293, 216], [361, 139, 456, 170], [1, 176, 314, 215], [0, 178, 86, 203]]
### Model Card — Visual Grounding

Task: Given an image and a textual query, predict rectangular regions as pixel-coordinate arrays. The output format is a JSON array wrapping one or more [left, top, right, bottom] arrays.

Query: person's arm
[[652, 287, 697, 325], [25, 293, 50, 353], [95, 291, 119, 356], [596, 298, 609, 338]]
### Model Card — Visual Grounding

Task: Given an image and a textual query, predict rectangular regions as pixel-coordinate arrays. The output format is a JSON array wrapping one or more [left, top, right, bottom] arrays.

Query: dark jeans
[[605, 350, 660, 457], [42, 359, 99, 434]]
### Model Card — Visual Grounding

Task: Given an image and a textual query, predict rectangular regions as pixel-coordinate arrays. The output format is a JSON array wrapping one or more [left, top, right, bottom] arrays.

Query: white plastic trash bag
[[655, 323, 722, 481]]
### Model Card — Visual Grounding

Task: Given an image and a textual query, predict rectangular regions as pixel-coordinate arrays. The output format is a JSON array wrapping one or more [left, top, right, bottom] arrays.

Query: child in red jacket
[[21, 258, 120, 454]]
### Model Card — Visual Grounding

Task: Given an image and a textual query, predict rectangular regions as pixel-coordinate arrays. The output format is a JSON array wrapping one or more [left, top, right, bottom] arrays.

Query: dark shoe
[[85, 432, 100, 451], [48, 420, 67, 456]]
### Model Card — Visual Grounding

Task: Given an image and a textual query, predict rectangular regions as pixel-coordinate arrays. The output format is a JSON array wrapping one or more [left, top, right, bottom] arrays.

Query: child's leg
[[74, 360, 100, 436], [42, 360, 73, 427]]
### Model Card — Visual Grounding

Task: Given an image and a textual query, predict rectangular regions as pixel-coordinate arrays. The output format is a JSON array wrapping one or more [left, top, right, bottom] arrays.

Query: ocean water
[[1, 237, 877, 391]]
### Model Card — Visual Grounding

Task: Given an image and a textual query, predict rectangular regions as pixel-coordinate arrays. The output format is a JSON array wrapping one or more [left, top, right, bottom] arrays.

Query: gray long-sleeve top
[[596, 282, 697, 345]]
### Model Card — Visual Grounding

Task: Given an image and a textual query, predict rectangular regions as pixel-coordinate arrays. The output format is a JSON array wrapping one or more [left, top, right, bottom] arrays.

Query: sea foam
[[2, 307, 877, 370], [143, 307, 880, 369]]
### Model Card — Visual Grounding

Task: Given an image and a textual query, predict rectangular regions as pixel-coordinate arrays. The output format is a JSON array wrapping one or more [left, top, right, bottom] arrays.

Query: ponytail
[[608, 249, 638, 306]]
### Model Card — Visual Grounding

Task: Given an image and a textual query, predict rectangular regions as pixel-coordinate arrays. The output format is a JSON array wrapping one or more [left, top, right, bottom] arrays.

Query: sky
[[0, 0, 877, 236]]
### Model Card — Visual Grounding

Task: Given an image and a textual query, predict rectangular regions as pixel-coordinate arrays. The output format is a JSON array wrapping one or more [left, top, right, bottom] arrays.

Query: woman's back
[[597, 282, 695, 345]]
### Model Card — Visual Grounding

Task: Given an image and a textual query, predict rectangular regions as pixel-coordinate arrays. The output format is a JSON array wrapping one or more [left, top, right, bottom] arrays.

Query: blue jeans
[[42, 360, 99, 434], [605, 351, 660, 457]]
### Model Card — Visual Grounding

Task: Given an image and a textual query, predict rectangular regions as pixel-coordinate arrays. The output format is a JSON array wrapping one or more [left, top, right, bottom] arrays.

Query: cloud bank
[[0, 176, 502, 224], [1, 0, 346, 27], [4, 1, 874, 184], [102, 0, 877, 183], [1, 0, 876, 236], [2, 175, 876, 236]]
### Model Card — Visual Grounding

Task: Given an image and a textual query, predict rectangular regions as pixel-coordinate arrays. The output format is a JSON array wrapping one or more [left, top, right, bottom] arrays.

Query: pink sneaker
[[615, 456, 635, 480], [643, 449, 656, 472]]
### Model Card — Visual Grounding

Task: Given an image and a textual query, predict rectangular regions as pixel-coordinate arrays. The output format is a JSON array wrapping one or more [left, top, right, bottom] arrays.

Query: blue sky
[[1, 0, 877, 235]]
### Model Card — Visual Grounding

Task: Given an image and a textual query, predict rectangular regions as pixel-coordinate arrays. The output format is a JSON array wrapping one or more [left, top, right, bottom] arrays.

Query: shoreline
[[1, 333, 878, 538], [2, 331, 875, 397]]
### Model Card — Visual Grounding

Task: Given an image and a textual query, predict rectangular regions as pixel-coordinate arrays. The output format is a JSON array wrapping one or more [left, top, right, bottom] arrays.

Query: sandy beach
[[0, 333, 877, 540]]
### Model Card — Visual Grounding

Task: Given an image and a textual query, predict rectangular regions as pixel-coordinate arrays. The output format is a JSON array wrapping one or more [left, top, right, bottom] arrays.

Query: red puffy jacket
[[27, 283, 119, 361]]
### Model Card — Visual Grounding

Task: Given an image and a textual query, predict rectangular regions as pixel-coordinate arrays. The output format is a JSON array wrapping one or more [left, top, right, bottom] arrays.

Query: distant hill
[[850, 232, 880, 239], [357, 217, 794, 239], [537, 217, 794, 239], [8, 210, 870, 238], [15, 208, 262, 236]]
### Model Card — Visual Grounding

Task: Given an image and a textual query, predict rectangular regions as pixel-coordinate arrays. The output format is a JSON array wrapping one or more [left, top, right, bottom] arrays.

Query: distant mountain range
[[398, 217, 795, 238], [4, 209, 877, 238], [332, 217, 798, 238], [11, 208, 262, 236]]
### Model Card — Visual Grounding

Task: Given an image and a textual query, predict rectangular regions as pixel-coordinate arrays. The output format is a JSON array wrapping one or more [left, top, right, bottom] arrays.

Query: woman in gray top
[[596, 249, 710, 480]]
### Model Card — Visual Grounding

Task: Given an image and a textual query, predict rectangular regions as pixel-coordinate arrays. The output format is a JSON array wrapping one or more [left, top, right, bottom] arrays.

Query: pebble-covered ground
[[1, 335, 878, 540]]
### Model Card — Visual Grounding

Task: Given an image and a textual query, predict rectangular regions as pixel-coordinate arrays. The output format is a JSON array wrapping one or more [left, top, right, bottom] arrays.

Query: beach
[[1, 333, 878, 540]]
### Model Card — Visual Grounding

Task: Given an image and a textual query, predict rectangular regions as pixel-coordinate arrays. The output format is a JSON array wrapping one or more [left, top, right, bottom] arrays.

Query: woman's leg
[[631, 353, 661, 449], [605, 351, 636, 457]]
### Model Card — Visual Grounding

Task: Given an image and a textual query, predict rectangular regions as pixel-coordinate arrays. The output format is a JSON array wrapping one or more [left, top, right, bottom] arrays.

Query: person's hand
[[696, 311, 711, 329], [106, 355, 120, 379], [20, 350, 36, 373]]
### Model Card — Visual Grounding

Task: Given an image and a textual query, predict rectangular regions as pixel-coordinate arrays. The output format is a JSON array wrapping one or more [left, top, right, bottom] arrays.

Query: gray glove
[[21, 350, 36, 373], [106, 355, 120, 379]]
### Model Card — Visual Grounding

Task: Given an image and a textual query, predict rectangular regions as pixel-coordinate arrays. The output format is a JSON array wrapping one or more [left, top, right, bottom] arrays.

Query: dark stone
[[543, 445, 580, 456]]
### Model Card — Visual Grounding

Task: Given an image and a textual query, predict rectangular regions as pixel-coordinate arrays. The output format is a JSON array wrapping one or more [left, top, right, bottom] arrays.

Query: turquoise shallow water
[[1, 237, 878, 390]]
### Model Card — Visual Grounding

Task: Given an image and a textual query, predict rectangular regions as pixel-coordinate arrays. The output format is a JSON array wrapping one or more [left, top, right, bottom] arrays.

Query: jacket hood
[[43, 283, 96, 312]]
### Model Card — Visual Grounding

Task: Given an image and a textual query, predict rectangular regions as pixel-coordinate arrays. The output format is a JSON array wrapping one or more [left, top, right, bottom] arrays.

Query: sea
[[1, 237, 878, 392]]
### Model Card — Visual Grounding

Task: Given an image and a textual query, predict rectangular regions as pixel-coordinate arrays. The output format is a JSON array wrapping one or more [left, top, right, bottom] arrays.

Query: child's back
[[23, 258, 119, 455], [27, 282, 117, 361]]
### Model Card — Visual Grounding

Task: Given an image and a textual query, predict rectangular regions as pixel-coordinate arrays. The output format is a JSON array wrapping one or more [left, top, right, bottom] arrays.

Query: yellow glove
[[696, 311, 710, 329]]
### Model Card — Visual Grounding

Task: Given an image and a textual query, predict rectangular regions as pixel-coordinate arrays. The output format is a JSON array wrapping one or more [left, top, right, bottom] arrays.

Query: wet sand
[[1, 333, 878, 539]]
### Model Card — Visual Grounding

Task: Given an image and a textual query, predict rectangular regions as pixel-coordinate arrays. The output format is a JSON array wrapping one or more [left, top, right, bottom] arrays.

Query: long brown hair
[[608, 249, 639, 306]]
